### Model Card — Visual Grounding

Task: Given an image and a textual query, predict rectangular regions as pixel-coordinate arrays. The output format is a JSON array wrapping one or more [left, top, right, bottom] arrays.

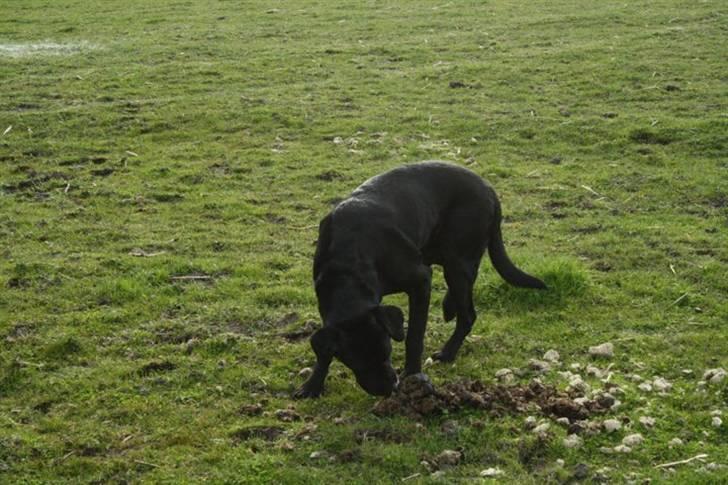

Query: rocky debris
[[668, 438, 684, 447], [711, 416, 722, 428], [639, 416, 656, 428], [274, 407, 302, 422], [573, 463, 590, 480], [529, 359, 552, 373], [434, 449, 462, 468], [440, 419, 459, 436], [586, 365, 604, 378], [638, 382, 653, 392], [602, 418, 622, 433], [480, 467, 503, 477], [703, 368, 726, 384], [373, 374, 612, 420], [652, 377, 672, 392], [532, 422, 551, 435], [567, 375, 590, 393], [524, 416, 538, 430], [563, 434, 583, 448], [495, 368, 514, 383], [238, 403, 264, 416], [543, 350, 560, 362], [614, 444, 632, 453], [556, 417, 570, 426], [589, 342, 614, 358], [622, 433, 644, 447], [309, 450, 330, 460]]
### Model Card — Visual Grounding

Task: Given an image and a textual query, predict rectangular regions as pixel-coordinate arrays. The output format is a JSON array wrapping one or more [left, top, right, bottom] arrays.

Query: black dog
[[294, 161, 545, 398]]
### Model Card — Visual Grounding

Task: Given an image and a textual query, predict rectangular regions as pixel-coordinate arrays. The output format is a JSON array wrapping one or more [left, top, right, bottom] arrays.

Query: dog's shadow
[[472, 258, 590, 315]]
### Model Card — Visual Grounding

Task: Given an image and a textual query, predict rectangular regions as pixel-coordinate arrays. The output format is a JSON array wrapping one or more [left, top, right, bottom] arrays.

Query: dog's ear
[[374, 305, 405, 342], [310, 327, 340, 357]]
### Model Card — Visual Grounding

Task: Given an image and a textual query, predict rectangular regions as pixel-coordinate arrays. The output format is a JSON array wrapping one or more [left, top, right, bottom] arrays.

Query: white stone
[[436, 449, 462, 467], [614, 444, 632, 453], [638, 382, 653, 392], [495, 368, 514, 383], [529, 359, 551, 373], [586, 365, 603, 378], [711, 409, 723, 416], [603, 419, 622, 433], [639, 416, 656, 428], [309, 451, 328, 460], [556, 459, 565, 467], [479, 467, 503, 477], [524, 416, 538, 429], [556, 417, 570, 426], [589, 342, 614, 358], [630, 374, 643, 382], [622, 433, 644, 447], [543, 349, 560, 362], [711, 416, 722, 428], [532, 422, 551, 434], [573, 397, 590, 406], [563, 434, 583, 449], [568, 375, 590, 393], [703, 368, 726, 384], [653, 377, 672, 392], [668, 438, 684, 447], [570, 363, 583, 371]]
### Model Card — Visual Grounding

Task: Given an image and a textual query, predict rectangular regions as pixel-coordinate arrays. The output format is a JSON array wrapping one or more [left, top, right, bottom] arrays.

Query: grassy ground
[[1, 0, 726, 482]]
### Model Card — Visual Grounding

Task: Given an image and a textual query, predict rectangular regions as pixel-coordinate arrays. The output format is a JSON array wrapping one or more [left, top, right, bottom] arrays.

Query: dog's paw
[[292, 385, 323, 399], [432, 349, 457, 363]]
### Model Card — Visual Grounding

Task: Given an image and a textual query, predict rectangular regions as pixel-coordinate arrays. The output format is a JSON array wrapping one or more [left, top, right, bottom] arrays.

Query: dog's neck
[[315, 258, 381, 326]]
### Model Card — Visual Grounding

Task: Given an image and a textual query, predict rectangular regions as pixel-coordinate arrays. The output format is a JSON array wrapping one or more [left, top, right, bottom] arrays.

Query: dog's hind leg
[[434, 258, 481, 362], [442, 290, 457, 322]]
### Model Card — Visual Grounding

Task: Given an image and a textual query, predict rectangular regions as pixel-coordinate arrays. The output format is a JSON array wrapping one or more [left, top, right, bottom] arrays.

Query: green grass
[[1, 0, 726, 482]]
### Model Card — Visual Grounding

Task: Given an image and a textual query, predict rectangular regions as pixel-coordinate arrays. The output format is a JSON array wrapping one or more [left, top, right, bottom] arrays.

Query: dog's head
[[310, 305, 405, 396]]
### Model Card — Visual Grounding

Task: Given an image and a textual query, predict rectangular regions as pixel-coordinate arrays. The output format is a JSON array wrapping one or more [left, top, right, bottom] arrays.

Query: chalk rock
[[543, 349, 560, 362], [495, 368, 514, 383], [711, 416, 722, 428], [614, 444, 632, 453], [563, 434, 583, 448], [668, 438, 684, 447], [529, 359, 551, 373], [638, 382, 653, 392], [703, 368, 726, 384], [622, 433, 644, 447], [532, 422, 551, 434], [479, 467, 503, 477], [639, 416, 656, 428], [603, 419, 622, 433], [653, 377, 672, 392], [589, 342, 614, 358], [435, 449, 462, 468]]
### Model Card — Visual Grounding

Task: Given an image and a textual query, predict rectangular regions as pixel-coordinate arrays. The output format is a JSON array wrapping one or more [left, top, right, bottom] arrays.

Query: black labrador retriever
[[294, 161, 545, 398]]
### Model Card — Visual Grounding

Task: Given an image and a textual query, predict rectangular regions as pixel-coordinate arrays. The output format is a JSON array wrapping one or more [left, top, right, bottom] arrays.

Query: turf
[[1, 0, 726, 483]]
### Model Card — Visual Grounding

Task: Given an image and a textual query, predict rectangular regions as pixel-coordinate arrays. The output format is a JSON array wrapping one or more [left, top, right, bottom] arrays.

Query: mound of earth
[[373, 373, 610, 420]]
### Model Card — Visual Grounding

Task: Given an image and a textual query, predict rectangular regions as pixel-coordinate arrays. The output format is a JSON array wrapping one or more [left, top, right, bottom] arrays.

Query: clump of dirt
[[373, 374, 610, 420]]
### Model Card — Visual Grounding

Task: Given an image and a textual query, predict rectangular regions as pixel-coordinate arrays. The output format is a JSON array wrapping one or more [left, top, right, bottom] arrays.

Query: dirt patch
[[138, 360, 176, 376], [231, 426, 285, 443], [279, 320, 318, 342], [373, 374, 610, 420]]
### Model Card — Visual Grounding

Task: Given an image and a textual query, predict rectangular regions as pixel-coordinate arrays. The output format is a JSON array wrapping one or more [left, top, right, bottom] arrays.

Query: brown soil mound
[[373, 373, 609, 420]]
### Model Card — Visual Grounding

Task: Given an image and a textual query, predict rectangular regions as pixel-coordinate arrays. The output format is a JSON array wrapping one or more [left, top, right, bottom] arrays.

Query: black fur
[[294, 161, 546, 398]]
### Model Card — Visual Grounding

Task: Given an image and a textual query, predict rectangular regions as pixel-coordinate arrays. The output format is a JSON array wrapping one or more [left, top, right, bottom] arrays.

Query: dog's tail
[[487, 203, 547, 289]]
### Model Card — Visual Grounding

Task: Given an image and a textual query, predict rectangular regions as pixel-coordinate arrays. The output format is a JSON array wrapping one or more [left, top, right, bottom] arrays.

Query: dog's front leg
[[403, 266, 432, 375], [293, 355, 331, 399]]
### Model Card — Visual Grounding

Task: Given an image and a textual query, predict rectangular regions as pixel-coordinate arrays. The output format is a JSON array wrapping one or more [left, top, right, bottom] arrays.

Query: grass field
[[1, 0, 726, 482]]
